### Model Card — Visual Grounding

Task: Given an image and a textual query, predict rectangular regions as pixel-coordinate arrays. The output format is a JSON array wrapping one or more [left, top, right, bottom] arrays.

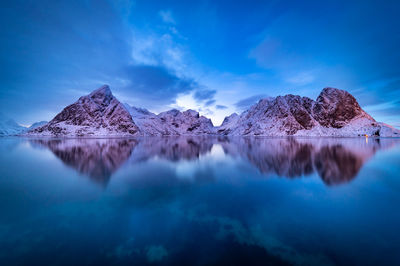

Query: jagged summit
[[125, 105, 215, 136], [22, 85, 400, 137], [87, 84, 113, 102], [219, 87, 399, 137], [27, 85, 140, 137], [312, 87, 374, 128]]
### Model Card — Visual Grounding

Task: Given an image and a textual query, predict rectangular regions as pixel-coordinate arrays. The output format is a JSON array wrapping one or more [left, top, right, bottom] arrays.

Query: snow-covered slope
[[216, 113, 239, 134], [125, 104, 215, 136], [26, 85, 140, 137], [22, 86, 399, 137], [28, 121, 48, 130], [0, 113, 27, 136], [219, 88, 400, 137], [124, 105, 168, 136], [157, 109, 214, 135]]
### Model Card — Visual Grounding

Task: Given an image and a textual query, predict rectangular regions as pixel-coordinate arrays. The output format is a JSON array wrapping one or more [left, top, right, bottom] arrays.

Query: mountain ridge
[[218, 87, 399, 137], [15, 85, 400, 137]]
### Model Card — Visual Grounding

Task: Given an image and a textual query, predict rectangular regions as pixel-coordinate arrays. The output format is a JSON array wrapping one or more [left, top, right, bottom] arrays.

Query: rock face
[[125, 104, 215, 136], [24, 85, 399, 137], [312, 87, 374, 128], [216, 113, 239, 134], [219, 87, 400, 137], [124, 105, 164, 135], [27, 85, 140, 137], [0, 113, 27, 136], [158, 109, 214, 135]]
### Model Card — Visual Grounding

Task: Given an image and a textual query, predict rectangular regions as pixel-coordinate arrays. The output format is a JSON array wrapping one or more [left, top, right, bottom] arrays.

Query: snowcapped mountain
[[28, 121, 48, 130], [216, 113, 239, 134], [125, 104, 215, 135], [219, 87, 400, 137], [124, 105, 167, 136], [23, 85, 399, 137], [26, 85, 140, 137], [0, 113, 27, 136], [157, 109, 214, 135]]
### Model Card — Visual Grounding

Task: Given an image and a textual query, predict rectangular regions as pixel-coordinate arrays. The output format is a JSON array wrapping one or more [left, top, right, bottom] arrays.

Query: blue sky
[[1, 0, 399, 126]]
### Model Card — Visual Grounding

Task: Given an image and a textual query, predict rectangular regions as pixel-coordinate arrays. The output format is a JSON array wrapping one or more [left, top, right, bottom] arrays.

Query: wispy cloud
[[194, 89, 216, 102], [205, 99, 216, 106], [286, 71, 315, 86], [159, 10, 176, 24], [235, 94, 267, 110], [131, 32, 187, 75]]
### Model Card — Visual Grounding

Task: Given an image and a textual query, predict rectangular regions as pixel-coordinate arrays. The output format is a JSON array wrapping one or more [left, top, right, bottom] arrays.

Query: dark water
[[0, 137, 400, 266]]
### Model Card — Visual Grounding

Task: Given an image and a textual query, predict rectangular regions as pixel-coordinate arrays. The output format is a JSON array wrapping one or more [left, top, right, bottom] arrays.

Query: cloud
[[249, 37, 284, 69], [235, 94, 267, 110], [216, 105, 228, 110], [121, 65, 196, 106], [131, 33, 186, 74], [159, 10, 176, 24], [194, 89, 217, 102], [205, 99, 216, 106], [286, 71, 315, 86], [3, 0, 399, 128]]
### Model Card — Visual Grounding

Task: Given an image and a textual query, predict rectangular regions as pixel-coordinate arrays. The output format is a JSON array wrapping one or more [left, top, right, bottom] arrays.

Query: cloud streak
[[235, 94, 267, 111]]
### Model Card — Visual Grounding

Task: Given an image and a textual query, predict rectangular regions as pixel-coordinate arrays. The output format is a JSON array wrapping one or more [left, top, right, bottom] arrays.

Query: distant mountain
[[27, 85, 140, 137], [29, 121, 48, 130], [125, 104, 215, 135], [0, 113, 27, 136], [218, 87, 400, 137]]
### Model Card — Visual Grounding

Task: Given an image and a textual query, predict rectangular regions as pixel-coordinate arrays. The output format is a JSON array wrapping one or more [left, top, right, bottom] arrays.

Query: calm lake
[[0, 137, 399, 265]]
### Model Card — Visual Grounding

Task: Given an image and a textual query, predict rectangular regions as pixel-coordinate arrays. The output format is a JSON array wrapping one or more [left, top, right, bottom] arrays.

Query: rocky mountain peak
[[27, 85, 140, 137], [161, 109, 181, 117], [90, 84, 112, 96], [316, 87, 355, 105], [183, 109, 200, 118], [22, 85, 399, 138], [82, 84, 113, 107], [218, 87, 399, 137], [313, 87, 373, 128], [222, 113, 238, 124]]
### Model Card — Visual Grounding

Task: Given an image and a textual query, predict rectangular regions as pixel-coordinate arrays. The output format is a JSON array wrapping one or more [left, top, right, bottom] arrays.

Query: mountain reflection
[[219, 137, 387, 185], [30, 137, 398, 186], [30, 138, 138, 185]]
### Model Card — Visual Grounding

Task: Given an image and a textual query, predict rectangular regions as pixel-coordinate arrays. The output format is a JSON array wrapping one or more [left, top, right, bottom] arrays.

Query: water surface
[[0, 137, 400, 265]]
